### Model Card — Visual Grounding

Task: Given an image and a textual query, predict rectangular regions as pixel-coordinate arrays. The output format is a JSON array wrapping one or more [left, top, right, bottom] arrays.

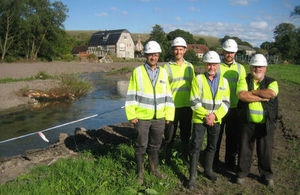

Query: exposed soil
[[0, 62, 299, 194]]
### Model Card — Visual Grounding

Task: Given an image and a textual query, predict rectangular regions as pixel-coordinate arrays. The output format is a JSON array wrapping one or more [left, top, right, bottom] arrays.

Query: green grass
[[0, 71, 55, 83], [0, 144, 180, 194], [242, 64, 300, 85]]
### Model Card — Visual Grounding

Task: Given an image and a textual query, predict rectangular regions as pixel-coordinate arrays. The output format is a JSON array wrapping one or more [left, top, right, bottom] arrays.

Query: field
[[0, 63, 299, 194]]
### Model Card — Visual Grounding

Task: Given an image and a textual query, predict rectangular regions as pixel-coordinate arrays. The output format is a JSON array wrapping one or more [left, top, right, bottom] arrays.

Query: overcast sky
[[56, 0, 300, 47]]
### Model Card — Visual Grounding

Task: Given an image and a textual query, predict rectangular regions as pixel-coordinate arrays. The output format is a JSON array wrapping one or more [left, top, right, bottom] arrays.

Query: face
[[205, 63, 219, 77], [223, 51, 236, 64], [146, 53, 160, 67], [250, 65, 266, 80], [173, 46, 186, 60]]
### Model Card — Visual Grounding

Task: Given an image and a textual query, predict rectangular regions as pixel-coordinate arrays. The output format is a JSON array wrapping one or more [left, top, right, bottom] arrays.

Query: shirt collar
[[204, 72, 219, 80], [145, 62, 159, 71], [169, 59, 187, 65]]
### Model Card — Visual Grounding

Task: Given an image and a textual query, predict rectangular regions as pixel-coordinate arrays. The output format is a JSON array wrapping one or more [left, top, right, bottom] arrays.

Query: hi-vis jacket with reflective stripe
[[190, 74, 230, 123], [125, 65, 175, 121], [218, 60, 246, 108], [163, 60, 195, 108]]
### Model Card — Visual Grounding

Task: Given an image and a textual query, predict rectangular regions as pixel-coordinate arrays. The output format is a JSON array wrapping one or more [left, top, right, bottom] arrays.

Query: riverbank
[[0, 61, 140, 112]]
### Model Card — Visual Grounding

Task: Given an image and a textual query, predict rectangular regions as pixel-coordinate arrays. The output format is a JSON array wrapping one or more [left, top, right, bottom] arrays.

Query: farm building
[[187, 44, 209, 58], [88, 29, 135, 59]]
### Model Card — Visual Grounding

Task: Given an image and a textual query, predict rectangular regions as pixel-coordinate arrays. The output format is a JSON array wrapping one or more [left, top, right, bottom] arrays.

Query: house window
[[120, 43, 125, 51]]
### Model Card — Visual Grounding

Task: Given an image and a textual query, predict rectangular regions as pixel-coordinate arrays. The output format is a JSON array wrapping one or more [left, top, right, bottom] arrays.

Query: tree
[[220, 35, 253, 48], [148, 24, 169, 61], [167, 29, 195, 44], [274, 23, 298, 63], [148, 24, 167, 45], [184, 49, 200, 65], [20, 0, 68, 60], [291, 5, 300, 17], [196, 38, 207, 45], [0, 0, 23, 62]]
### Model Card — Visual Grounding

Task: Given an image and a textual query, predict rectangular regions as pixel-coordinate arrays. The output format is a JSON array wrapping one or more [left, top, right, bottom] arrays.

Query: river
[[0, 72, 128, 158]]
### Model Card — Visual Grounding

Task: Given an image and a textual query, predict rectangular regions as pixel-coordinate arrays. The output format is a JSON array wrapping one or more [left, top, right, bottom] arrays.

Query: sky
[[55, 0, 300, 47]]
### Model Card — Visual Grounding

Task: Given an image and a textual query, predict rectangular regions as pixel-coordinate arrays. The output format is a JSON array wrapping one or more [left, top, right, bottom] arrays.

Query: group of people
[[124, 37, 279, 190]]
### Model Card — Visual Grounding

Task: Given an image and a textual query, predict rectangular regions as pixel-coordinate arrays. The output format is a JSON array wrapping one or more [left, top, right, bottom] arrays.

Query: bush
[[62, 54, 74, 62], [87, 53, 98, 62], [185, 49, 200, 66]]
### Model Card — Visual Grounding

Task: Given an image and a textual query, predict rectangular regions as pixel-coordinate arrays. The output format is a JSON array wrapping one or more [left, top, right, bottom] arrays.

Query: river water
[[0, 72, 128, 158]]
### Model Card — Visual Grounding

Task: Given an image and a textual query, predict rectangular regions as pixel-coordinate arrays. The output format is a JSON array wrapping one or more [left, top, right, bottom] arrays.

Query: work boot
[[204, 152, 218, 182], [187, 153, 199, 190], [136, 154, 145, 185], [148, 151, 167, 179]]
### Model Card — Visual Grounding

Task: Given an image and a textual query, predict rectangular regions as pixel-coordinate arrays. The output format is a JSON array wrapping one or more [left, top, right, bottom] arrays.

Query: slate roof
[[88, 29, 129, 47], [187, 44, 209, 53], [71, 45, 87, 54]]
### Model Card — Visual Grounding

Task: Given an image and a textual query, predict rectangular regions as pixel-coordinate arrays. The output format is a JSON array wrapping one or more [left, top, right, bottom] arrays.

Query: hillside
[[66, 30, 221, 48]]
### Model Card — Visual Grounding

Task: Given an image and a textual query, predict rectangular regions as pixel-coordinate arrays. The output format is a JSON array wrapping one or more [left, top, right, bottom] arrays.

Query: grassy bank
[[0, 71, 54, 83]]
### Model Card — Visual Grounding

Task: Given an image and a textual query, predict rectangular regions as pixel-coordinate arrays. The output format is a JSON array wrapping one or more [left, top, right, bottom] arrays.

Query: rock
[[59, 133, 69, 144], [117, 80, 129, 97]]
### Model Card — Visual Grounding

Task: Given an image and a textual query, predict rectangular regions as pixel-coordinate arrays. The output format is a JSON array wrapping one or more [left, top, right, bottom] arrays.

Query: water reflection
[[0, 72, 127, 157]]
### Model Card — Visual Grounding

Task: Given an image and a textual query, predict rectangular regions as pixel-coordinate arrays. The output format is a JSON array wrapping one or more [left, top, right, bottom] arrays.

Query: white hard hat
[[222, 39, 238, 52], [144, 41, 162, 54], [171, 37, 187, 47], [250, 54, 268, 66], [203, 51, 221, 63]]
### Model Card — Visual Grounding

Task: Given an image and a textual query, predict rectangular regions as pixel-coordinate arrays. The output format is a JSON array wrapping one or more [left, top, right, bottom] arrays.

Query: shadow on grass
[[64, 122, 137, 158]]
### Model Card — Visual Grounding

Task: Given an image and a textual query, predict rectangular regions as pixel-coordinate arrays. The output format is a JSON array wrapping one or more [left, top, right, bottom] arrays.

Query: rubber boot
[[187, 152, 199, 190], [204, 152, 218, 182], [136, 154, 145, 185], [148, 151, 167, 179]]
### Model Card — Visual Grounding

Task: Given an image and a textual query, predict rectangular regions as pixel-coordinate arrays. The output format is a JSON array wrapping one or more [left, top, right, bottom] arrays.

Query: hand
[[205, 113, 216, 126], [165, 120, 170, 124], [130, 118, 138, 124]]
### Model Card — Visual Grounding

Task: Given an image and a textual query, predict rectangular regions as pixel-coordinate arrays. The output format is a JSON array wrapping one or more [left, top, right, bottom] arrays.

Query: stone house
[[187, 44, 209, 58], [238, 45, 256, 56], [88, 29, 135, 59]]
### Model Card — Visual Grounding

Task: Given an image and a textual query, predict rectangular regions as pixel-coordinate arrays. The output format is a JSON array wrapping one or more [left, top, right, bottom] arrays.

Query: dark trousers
[[164, 107, 192, 147], [190, 123, 221, 165], [238, 123, 274, 179], [215, 108, 240, 166], [134, 118, 165, 155]]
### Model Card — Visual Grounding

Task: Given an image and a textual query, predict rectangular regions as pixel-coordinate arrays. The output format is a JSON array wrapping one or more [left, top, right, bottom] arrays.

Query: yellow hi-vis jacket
[[218, 60, 246, 108], [190, 74, 230, 123], [125, 65, 175, 121], [163, 60, 195, 108]]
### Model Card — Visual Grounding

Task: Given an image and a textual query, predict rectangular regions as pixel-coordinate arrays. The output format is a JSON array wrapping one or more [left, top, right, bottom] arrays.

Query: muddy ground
[[0, 62, 299, 194]]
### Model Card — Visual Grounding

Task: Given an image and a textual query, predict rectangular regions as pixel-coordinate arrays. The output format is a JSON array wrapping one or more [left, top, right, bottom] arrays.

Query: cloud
[[188, 7, 200, 12], [249, 21, 268, 30], [110, 7, 117, 11], [95, 12, 108, 17], [230, 0, 249, 6], [162, 21, 272, 47], [175, 17, 182, 22]]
